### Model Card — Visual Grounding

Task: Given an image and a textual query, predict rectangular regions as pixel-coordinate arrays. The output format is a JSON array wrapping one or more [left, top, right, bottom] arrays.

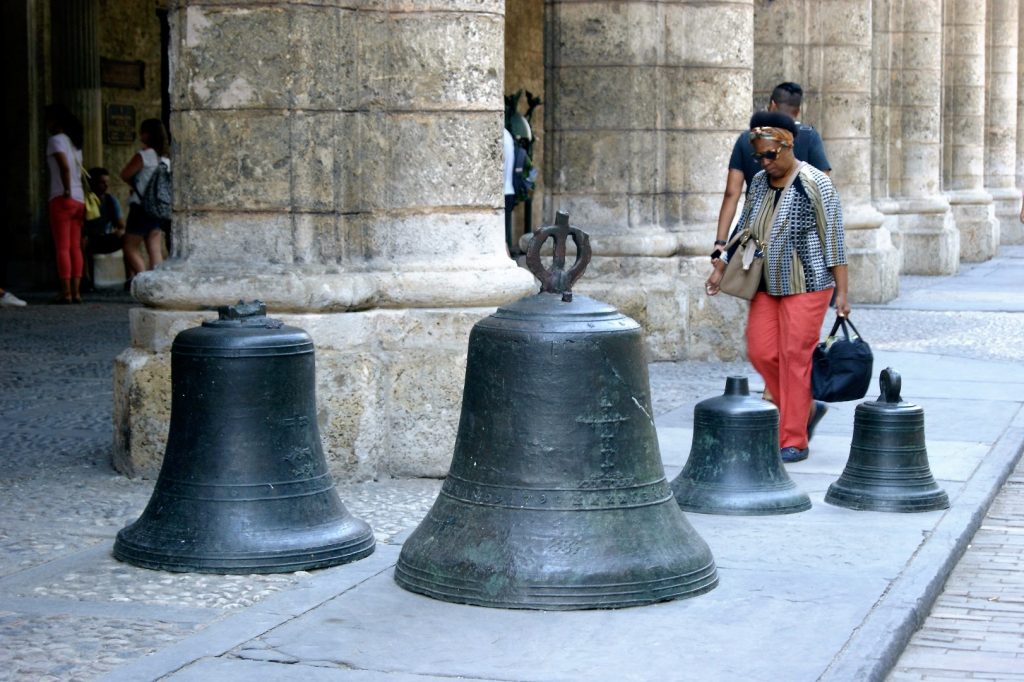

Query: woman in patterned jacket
[[705, 111, 849, 463]]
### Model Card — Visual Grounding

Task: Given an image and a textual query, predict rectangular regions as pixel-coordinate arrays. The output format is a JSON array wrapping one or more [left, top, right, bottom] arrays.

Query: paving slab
[[97, 423, 1023, 682]]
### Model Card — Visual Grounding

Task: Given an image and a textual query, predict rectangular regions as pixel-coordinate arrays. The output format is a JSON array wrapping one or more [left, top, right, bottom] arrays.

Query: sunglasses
[[751, 148, 784, 161]]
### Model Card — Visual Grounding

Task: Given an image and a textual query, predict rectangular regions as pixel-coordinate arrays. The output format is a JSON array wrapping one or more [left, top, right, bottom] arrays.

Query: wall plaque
[[101, 59, 146, 90], [105, 105, 136, 145]]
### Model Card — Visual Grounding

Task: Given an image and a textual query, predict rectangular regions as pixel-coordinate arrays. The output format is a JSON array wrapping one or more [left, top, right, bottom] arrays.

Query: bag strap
[[827, 314, 847, 340], [843, 316, 863, 340], [724, 227, 746, 250], [827, 315, 863, 342]]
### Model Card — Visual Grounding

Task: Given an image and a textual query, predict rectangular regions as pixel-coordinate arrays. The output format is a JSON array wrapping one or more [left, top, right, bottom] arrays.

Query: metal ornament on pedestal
[[394, 212, 718, 610], [113, 301, 375, 573], [825, 368, 949, 512], [670, 376, 811, 515]]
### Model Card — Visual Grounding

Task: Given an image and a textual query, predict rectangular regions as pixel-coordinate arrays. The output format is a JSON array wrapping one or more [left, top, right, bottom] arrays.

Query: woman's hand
[[834, 290, 850, 317], [705, 259, 726, 296]]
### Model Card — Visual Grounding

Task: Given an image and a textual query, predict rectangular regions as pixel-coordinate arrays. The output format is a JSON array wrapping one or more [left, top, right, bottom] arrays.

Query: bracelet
[[714, 239, 727, 246], [710, 249, 722, 262]]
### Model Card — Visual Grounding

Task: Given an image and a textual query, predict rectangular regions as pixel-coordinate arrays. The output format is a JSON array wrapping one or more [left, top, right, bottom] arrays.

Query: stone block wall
[[114, 306, 492, 481]]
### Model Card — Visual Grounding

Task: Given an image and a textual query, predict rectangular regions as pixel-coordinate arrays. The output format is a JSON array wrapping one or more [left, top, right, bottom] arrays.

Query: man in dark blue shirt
[[713, 82, 831, 251]]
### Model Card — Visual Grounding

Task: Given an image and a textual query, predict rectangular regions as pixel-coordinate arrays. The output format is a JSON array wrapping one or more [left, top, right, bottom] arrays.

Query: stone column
[[986, 0, 1021, 242], [875, 0, 959, 275], [1015, 0, 1024, 243], [50, 0, 102, 165], [754, 1, 899, 301], [114, 1, 535, 480], [813, 0, 900, 302], [945, 0, 999, 262], [544, 0, 753, 360]]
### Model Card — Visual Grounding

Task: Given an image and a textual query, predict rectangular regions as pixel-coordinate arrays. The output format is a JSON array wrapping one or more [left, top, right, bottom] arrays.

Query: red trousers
[[49, 197, 85, 279], [746, 289, 832, 449]]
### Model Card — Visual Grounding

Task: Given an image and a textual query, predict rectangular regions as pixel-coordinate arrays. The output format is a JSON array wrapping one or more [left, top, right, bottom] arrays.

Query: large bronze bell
[[670, 376, 811, 515], [113, 302, 375, 573], [394, 213, 718, 610], [825, 368, 949, 512]]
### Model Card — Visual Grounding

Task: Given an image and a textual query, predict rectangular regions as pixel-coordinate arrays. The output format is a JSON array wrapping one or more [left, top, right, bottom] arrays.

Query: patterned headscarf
[[749, 126, 794, 148]]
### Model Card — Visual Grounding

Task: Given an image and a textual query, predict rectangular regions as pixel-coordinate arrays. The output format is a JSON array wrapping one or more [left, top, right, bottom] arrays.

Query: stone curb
[[820, 419, 1024, 681]]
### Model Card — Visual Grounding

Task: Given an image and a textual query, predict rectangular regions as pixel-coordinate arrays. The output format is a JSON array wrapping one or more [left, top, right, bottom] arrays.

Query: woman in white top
[[503, 128, 515, 254], [44, 104, 86, 304], [120, 118, 171, 279]]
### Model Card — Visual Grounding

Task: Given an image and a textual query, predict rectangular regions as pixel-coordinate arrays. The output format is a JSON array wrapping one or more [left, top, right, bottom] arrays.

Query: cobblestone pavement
[[0, 294, 449, 681], [889, 459, 1024, 681], [0, 247, 1022, 681]]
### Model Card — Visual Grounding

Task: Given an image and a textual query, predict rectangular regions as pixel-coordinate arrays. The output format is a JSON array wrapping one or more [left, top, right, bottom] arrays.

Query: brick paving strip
[[889, 460, 1024, 681]]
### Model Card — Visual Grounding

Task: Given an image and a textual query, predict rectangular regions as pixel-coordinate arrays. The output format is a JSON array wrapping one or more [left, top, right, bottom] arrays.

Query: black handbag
[[811, 315, 873, 402]]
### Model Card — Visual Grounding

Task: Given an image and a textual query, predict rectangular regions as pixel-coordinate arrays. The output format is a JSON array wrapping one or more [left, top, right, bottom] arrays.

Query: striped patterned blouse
[[730, 163, 846, 296]]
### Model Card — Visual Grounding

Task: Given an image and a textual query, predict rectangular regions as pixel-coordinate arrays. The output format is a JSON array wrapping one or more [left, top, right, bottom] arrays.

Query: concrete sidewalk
[[1, 248, 1023, 681], [101, 351, 1024, 682]]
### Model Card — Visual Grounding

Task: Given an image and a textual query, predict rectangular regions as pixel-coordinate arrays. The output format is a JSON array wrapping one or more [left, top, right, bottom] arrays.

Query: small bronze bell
[[113, 301, 375, 573], [825, 368, 949, 512], [670, 376, 811, 515], [394, 213, 718, 610]]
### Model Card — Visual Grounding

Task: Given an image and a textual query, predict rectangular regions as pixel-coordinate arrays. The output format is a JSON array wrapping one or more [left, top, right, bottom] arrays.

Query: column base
[[947, 189, 999, 262], [131, 260, 536, 311], [519, 251, 747, 362], [680, 256, 749, 361], [988, 187, 1023, 245], [880, 197, 959, 275], [114, 306, 497, 481], [845, 203, 900, 303]]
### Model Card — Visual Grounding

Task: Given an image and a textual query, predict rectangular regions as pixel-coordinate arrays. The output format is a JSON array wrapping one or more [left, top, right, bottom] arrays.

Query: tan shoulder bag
[[719, 163, 803, 300]]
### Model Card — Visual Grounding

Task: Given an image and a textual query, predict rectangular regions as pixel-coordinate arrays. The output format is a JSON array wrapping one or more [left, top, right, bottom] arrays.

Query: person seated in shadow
[[82, 167, 127, 291]]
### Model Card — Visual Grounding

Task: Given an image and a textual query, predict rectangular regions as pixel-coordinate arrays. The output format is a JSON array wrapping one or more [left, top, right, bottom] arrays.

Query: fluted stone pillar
[[545, 0, 753, 360], [818, 0, 900, 302], [1014, 0, 1024, 243], [114, 1, 534, 479], [754, 1, 898, 302], [874, 0, 959, 275], [945, 0, 1000, 262], [986, 0, 1021, 242], [51, 0, 102, 165]]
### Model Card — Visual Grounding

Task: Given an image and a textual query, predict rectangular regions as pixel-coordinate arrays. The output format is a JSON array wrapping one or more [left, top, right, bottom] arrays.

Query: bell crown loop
[[858, 367, 921, 416], [204, 300, 283, 329], [525, 211, 592, 301], [723, 376, 750, 396], [175, 300, 311, 356], [879, 367, 902, 403]]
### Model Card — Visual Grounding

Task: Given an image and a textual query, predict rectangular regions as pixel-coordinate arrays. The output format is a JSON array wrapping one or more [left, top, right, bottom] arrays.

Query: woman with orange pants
[[44, 104, 86, 304], [705, 111, 849, 463]]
